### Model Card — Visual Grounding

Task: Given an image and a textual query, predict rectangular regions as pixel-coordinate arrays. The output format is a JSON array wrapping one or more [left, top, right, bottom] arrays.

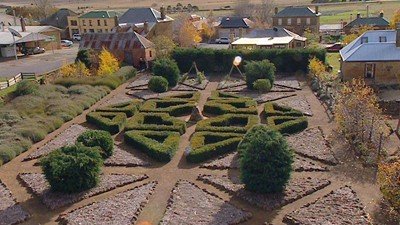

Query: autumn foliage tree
[[343, 25, 374, 45], [152, 35, 176, 58], [97, 48, 120, 76], [378, 160, 400, 217], [59, 61, 90, 77], [390, 9, 400, 29], [178, 20, 202, 47], [308, 57, 326, 79]]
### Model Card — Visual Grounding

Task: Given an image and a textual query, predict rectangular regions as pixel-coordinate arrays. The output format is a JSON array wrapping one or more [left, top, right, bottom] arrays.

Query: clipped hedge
[[152, 58, 180, 87], [140, 99, 196, 117], [96, 99, 142, 117], [124, 130, 180, 162], [187, 132, 243, 163], [264, 103, 304, 117], [162, 92, 201, 102], [267, 116, 308, 134], [125, 113, 186, 134], [76, 130, 114, 158], [196, 114, 259, 133], [172, 48, 326, 74], [148, 76, 169, 93], [86, 112, 127, 134], [203, 99, 258, 115], [208, 91, 246, 100]]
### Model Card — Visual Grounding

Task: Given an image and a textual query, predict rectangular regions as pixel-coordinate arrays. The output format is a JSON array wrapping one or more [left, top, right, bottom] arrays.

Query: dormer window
[[361, 37, 368, 44], [379, 36, 387, 42]]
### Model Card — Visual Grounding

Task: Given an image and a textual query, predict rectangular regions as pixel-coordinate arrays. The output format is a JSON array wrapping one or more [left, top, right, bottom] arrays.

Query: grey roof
[[0, 31, 50, 45], [40, 8, 78, 29], [8, 25, 62, 33], [0, 13, 20, 26], [340, 30, 400, 62], [218, 17, 252, 28], [274, 7, 318, 17], [80, 32, 154, 50], [119, 8, 173, 24], [245, 27, 306, 41], [344, 16, 389, 28], [320, 24, 342, 31]]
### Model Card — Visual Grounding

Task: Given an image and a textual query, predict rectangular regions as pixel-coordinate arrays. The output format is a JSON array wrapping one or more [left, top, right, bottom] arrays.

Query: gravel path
[[286, 127, 338, 165], [24, 124, 87, 161], [227, 91, 297, 103], [223, 85, 295, 93], [18, 173, 148, 210], [278, 95, 313, 116], [58, 182, 157, 225], [198, 174, 331, 211], [160, 180, 251, 225], [104, 145, 150, 167], [283, 186, 371, 225], [0, 180, 29, 225], [293, 155, 329, 172]]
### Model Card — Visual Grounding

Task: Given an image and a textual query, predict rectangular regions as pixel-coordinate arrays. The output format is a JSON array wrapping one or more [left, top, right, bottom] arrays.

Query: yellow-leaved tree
[[178, 20, 202, 47], [308, 57, 326, 79], [201, 22, 215, 43], [378, 160, 400, 216], [75, 61, 91, 77], [152, 35, 176, 58], [390, 9, 400, 29], [344, 25, 374, 45], [59, 63, 77, 77], [97, 48, 120, 76]]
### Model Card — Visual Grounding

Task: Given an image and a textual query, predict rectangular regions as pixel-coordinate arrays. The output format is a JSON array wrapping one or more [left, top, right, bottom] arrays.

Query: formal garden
[[0, 47, 398, 225]]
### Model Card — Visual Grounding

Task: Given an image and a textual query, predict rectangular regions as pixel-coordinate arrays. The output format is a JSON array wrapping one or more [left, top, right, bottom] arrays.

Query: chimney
[[13, 10, 16, 26], [0, 22, 4, 32], [274, 7, 278, 15], [315, 6, 319, 14], [396, 23, 400, 48], [366, 5, 369, 17], [379, 11, 384, 18], [143, 21, 149, 33], [160, 6, 166, 20], [356, 13, 361, 19], [20, 17, 26, 32], [114, 16, 118, 27]]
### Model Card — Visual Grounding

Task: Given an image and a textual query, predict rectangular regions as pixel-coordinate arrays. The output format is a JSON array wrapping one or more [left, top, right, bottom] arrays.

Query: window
[[89, 29, 95, 33], [278, 18, 282, 25], [83, 29, 87, 33], [70, 20, 78, 26], [82, 20, 86, 26], [306, 18, 311, 25], [98, 29, 103, 33], [287, 18, 292, 25], [361, 37, 368, 44], [89, 20, 92, 26], [379, 36, 387, 42], [71, 29, 79, 34], [149, 51, 152, 58], [297, 18, 301, 25], [365, 63, 375, 79], [97, 20, 101, 26], [104, 20, 107, 26], [296, 42, 302, 47], [105, 29, 108, 33]]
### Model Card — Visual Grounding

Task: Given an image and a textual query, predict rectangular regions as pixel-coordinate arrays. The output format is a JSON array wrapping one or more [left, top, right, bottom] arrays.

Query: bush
[[253, 79, 272, 93], [15, 80, 39, 96], [40, 144, 103, 193], [196, 114, 259, 133], [264, 103, 304, 117], [267, 116, 308, 134], [239, 125, 293, 193], [152, 58, 180, 87], [124, 130, 180, 162], [245, 60, 276, 90], [187, 132, 243, 163], [76, 49, 91, 68], [96, 99, 141, 117], [77, 130, 114, 158], [203, 99, 258, 115], [162, 92, 201, 102], [148, 76, 169, 93], [125, 113, 186, 134], [208, 91, 244, 100], [86, 112, 127, 134], [378, 160, 400, 214], [140, 99, 196, 116]]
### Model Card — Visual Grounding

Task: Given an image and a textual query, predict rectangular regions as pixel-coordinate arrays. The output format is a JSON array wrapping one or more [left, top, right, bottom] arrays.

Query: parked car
[[215, 37, 230, 44], [325, 42, 343, 52], [61, 40, 73, 47], [21, 47, 45, 55], [72, 34, 81, 41]]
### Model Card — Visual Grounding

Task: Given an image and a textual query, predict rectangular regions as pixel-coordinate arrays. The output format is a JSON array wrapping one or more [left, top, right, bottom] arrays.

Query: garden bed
[[18, 173, 148, 210], [58, 182, 157, 225], [196, 114, 259, 134], [198, 174, 331, 211], [223, 85, 296, 93], [0, 180, 30, 225], [140, 99, 196, 117], [102, 93, 136, 106], [180, 76, 209, 90], [125, 113, 186, 134], [217, 79, 246, 90], [278, 95, 313, 116], [104, 145, 150, 167], [203, 99, 258, 115], [24, 124, 87, 161], [171, 84, 199, 91], [227, 92, 297, 103], [274, 76, 302, 90], [283, 186, 371, 225], [160, 180, 251, 225], [126, 74, 152, 89]]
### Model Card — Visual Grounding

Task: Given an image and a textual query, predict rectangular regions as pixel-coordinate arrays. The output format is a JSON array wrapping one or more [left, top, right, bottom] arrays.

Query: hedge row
[[125, 113, 186, 134], [267, 116, 308, 134], [187, 132, 243, 163], [203, 99, 258, 115], [208, 91, 245, 100], [162, 92, 201, 102], [172, 48, 326, 74], [96, 99, 142, 117], [124, 130, 180, 162], [196, 114, 259, 133], [140, 99, 196, 117], [264, 103, 304, 117], [86, 112, 127, 134]]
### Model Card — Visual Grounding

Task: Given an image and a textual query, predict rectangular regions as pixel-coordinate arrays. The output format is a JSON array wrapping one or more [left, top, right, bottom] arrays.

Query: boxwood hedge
[[264, 102, 304, 117], [125, 113, 186, 134], [86, 112, 127, 134], [96, 99, 142, 117], [267, 116, 308, 134], [124, 130, 180, 162], [162, 92, 201, 102], [187, 132, 243, 163], [208, 91, 245, 100], [140, 99, 196, 117], [203, 99, 258, 115], [196, 114, 259, 133]]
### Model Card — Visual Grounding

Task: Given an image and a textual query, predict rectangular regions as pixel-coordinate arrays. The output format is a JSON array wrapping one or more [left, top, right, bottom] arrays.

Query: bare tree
[[234, 0, 275, 28], [33, 0, 55, 19]]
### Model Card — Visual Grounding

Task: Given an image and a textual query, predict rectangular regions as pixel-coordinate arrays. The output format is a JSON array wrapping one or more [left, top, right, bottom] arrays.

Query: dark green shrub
[[196, 114, 259, 133], [162, 92, 201, 102], [253, 79, 272, 93], [86, 112, 127, 134], [264, 103, 304, 117], [124, 130, 180, 162], [187, 132, 243, 163], [239, 125, 293, 193], [148, 76, 169, 93], [208, 91, 244, 100], [152, 58, 180, 87], [15, 80, 39, 96], [140, 99, 196, 116], [245, 60, 276, 90], [77, 130, 114, 158], [76, 49, 91, 68], [203, 99, 257, 115], [96, 99, 141, 117], [40, 144, 103, 193], [125, 113, 186, 134], [267, 116, 308, 134]]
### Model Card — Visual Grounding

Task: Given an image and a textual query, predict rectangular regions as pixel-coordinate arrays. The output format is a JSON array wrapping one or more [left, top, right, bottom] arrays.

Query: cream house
[[67, 10, 119, 37]]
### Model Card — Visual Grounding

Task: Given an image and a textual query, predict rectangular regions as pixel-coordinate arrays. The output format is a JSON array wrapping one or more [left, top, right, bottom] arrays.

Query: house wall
[[343, 24, 389, 35], [341, 61, 400, 85], [147, 21, 173, 39], [217, 28, 251, 39], [232, 39, 305, 50], [272, 16, 319, 35], [67, 16, 117, 37], [24, 30, 61, 50]]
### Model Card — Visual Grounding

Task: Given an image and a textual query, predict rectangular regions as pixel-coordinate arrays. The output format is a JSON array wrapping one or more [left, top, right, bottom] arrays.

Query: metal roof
[[274, 7, 319, 17], [80, 32, 154, 51], [232, 36, 294, 46], [340, 30, 400, 62], [0, 32, 50, 45], [320, 24, 342, 31], [0, 13, 20, 26], [79, 11, 119, 19], [246, 27, 306, 41], [119, 8, 173, 24], [8, 25, 62, 33], [344, 16, 389, 28], [217, 17, 253, 29], [40, 8, 78, 29]]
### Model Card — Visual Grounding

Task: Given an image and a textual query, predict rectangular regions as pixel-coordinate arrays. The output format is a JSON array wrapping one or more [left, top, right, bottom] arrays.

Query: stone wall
[[341, 61, 400, 85]]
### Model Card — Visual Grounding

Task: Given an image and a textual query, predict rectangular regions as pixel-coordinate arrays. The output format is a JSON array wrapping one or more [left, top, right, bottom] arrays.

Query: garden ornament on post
[[223, 56, 244, 86]]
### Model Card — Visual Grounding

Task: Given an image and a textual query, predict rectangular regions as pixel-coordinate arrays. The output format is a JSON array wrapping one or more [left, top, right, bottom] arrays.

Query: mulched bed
[[294, 155, 329, 172], [278, 95, 313, 116], [18, 173, 148, 210], [198, 174, 331, 211], [102, 93, 137, 106], [171, 84, 199, 91], [224, 91, 297, 103], [160, 180, 251, 225], [283, 186, 371, 225], [126, 74, 152, 89], [181, 77, 209, 90], [217, 79, 246, 90], [274, 77, 302, 90], [58, 182, 157, 225], [24, 124, 87, 161], [0, 180, 30, 225], [127, 90, 195, 100], [104, 145, 150, 167], [286, 127, 338, 165]]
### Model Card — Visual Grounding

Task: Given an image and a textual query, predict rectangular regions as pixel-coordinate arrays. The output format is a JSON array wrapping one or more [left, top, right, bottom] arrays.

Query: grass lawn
[[327, 52, 341, 73]]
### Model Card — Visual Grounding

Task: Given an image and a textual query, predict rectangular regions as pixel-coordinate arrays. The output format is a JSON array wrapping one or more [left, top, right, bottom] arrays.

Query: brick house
[[272, 6, 320, 35], [343, 12, 390, 35], [216, 17, 254, 40], [67, 11, 120, 37], [41, 8, 78, 39], [339, 28, 400, 85]]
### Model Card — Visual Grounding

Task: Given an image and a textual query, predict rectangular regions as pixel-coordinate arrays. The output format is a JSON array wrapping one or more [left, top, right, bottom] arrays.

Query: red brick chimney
[[274, 7, 278, 15], [160, 6, 166, 20], [396, 23, 400, 48], [315, 6, 319, 14], [356, 13, 361, 19], [143, 21, 149, 34], [379, 11, 384, 18], [20, 17, 26, 32]]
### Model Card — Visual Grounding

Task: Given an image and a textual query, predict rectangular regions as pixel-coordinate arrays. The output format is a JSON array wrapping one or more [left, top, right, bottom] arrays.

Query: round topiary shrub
[[253, 79, 272, 93], [15, 80, 39, 96], [40, 144, 103, 193], [76, 130, 114, 158], [148, 76, 169, 93], [245, 60, 276, 90], [239, 125, 293, 193], [152, 58, 180, 87]]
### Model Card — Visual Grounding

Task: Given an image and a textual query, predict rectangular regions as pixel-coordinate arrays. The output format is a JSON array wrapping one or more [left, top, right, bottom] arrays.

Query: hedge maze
[[264, 102, 308, 135], [196, 114, 260, 134], [203, 99, 258, 115], [140, 99, 196, 117], [96, 99, 142, 117], [126, 113, 186, 134], [86, 112, 127, 134]]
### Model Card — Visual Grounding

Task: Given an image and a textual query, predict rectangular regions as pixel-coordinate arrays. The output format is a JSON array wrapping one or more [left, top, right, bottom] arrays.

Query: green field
[[327, 52, 341, 73]]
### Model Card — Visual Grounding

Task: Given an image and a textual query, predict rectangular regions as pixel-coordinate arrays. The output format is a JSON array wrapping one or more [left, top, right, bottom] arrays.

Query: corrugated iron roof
[[246, 27, 306, 41], [119, 8, 173, 24], [218, 17, 253, 29], [0, 31, 50, 45], [344, 16, 389, 28], [79, 32, 154, 51], [274, 7, 319, 17], [79, 10, 120, 19], [8, 25, 62, 33], [232, 37, 294, 46]]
